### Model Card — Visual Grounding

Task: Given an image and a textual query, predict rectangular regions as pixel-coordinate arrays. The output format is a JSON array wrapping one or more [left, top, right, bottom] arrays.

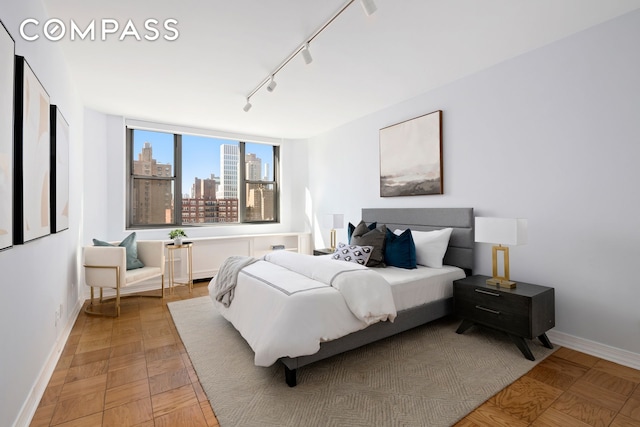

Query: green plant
[[168, 229, 187, 239]]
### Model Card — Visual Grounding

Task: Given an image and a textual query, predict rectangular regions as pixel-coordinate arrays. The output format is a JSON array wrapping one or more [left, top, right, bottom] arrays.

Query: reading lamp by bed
[[324, 213, 344, 251], [475, 217, 527, 288]]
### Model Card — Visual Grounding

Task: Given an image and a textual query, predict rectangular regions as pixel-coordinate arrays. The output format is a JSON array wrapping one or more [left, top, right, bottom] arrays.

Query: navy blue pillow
[[347, 221, 377, 243], [384, 228, 417, 269]]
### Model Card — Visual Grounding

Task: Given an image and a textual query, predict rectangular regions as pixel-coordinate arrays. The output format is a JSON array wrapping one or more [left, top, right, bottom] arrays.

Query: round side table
[[165, 241, 193, 294]]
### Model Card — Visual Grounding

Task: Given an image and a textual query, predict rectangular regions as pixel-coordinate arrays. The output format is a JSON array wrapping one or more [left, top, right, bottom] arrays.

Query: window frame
[[239, 143, 280, 224], [125, 126, 280, 229]]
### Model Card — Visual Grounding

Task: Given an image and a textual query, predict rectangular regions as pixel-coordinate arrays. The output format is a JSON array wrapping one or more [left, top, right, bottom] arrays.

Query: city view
[[131, 130, 276, 225]]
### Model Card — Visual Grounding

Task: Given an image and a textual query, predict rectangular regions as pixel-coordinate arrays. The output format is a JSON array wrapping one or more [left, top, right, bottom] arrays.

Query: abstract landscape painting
[[379, 110, 443, 197]]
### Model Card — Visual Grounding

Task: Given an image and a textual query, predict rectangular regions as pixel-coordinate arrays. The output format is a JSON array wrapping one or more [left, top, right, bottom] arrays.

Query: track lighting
[[360, 0, 377, 16], [266, 76, 277, 92], [301, 43, 313, 65], [243, 98, 252, 112], [242, 0, 378, 111]]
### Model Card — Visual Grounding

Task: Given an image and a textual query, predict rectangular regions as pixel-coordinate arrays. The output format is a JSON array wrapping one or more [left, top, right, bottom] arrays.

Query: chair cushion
[[93, 232, 145, 270], [124, 266, 162, 286]]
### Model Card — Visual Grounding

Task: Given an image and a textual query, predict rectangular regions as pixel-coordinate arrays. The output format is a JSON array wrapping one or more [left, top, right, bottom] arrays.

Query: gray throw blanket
[[214, 256, 258, 307]]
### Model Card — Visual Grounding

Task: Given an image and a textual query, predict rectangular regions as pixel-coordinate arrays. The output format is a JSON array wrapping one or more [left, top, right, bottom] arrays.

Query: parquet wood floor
[[29, 282, 640, 426]]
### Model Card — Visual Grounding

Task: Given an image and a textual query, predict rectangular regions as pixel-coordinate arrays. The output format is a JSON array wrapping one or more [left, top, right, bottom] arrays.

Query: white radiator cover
[[186, 232, 312, 280]]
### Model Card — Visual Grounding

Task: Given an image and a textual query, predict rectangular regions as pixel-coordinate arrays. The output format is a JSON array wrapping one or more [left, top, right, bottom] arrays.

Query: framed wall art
[[0, 21, 14, 251], [50, 105, 69, 233], [379, 110, 443, 197], [14, 56, 51, 244]]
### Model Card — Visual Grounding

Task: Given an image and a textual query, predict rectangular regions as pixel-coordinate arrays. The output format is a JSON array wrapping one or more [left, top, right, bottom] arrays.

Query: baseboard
[[13, 299, 83, 427], [547, 329, 640, 370]]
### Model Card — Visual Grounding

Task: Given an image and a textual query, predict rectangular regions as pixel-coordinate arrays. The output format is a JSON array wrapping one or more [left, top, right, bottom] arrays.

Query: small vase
[[174, 237, 182, 246]]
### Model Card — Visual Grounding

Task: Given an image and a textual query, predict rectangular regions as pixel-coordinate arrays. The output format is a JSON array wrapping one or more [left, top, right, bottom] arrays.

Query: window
[[126, 128, 279, 228], [242, 142, 278, 223]]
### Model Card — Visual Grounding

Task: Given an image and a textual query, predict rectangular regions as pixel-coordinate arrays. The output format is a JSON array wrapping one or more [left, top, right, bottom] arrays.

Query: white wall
[[308, 10, 640, 362], [0, 2, 84, 427]]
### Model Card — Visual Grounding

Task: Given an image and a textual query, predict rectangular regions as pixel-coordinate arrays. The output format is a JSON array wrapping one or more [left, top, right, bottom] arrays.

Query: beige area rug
[[168, 297, 555, 427]]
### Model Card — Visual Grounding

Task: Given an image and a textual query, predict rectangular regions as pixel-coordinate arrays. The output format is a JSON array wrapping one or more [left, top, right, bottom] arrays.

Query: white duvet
[[208, 251, 397, 367]]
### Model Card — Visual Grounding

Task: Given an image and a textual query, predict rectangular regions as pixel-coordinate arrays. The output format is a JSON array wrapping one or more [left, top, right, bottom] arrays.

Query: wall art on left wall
[[14, 56, 51, 244], [50, 105, 69, 233], [0, 21, 14, 251]]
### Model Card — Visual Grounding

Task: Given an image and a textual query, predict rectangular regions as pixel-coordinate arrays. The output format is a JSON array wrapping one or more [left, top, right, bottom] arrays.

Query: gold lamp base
[[330, 229, 337, 252], [486, 277, 517, 288], [487, 244, 517, 288]]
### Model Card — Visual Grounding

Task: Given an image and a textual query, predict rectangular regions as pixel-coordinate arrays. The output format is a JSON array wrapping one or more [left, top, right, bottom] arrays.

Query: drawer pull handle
[[475, 305, 500, 315], [475, 289, 500, 297]]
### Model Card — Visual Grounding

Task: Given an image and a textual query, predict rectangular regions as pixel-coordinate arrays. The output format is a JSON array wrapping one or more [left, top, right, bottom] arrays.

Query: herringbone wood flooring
[[30, 282, 640, 426]]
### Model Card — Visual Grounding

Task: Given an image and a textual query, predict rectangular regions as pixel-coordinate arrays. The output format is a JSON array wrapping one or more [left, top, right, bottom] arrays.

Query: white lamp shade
[[323, 214, 344, 229], [475, 217, 527, 245]]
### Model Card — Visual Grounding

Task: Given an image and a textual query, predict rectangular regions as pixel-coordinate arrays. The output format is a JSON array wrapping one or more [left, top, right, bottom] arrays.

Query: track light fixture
[[243, 98, 252, 112], [360, 0, 377, 16], [301, 43, 313, 65], [242, 0, 377, 111], [266, 76, 277, 92]]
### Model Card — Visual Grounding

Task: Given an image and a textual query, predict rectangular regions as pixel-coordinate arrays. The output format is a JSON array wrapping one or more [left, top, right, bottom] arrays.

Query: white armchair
[[83, 240, 165, 317]]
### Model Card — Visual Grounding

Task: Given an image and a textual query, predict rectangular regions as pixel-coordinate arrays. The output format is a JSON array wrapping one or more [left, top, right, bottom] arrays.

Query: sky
[[132, 129, 274, 195]]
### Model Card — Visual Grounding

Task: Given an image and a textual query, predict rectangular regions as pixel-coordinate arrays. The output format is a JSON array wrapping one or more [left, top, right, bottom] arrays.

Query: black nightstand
[[453, 275, 555, 361], [313, 248, 334, 256]]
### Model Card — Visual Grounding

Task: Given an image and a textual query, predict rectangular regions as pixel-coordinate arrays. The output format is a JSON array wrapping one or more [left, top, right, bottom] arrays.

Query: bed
[[209, 207, 474, 386]]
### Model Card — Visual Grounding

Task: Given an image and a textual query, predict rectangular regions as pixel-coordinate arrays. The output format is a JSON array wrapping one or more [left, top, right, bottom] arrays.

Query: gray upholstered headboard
[[362, 208, 474, 273]]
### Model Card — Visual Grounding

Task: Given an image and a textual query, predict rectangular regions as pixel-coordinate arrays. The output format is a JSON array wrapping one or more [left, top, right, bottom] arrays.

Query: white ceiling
[[43, 0, 640, 139]]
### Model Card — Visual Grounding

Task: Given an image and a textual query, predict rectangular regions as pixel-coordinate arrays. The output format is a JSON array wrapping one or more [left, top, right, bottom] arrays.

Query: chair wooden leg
[[84, 272, 163, 318], [83, 264, 122, 317], [116, 285, 120, 317], [84, 286, 119, 317]]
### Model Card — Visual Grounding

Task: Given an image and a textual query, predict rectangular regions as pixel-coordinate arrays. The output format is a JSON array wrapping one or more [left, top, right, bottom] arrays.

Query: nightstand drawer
[[454, 285, 529, 315], [455, 297, 529, 335]]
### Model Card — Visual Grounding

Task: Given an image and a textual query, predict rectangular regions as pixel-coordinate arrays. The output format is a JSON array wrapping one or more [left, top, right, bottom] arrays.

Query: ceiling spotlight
[[266, 76, 277, 92], [244, 0, 378, 106], [301, 43, 313, 65], [243, 98, 252, 112], [360, 0, 377, 16]]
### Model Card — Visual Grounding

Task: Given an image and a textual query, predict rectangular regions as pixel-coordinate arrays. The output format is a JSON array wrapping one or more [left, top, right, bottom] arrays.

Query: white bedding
[[375, 265, 466, 311], [209, 251, 464, 367], [209, 251, 396, 366]]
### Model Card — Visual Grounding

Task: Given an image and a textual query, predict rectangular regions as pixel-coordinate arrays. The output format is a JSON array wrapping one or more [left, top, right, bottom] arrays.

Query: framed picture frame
[[0, 21, 14, 251], [50, 105, 69, 233], [379, 110, 443, 197], [14, 56, 51, 244]]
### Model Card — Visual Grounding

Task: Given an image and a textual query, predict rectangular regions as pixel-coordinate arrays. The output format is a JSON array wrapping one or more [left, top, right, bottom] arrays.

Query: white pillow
[[398, 228, 453, 268]]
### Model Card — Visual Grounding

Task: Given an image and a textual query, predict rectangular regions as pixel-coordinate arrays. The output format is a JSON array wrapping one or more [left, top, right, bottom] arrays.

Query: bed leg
[[284, 366, 297, 387]]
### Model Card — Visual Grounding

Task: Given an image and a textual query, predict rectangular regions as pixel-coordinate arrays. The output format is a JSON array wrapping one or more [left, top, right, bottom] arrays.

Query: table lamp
[[475, 217, 527, 288], [324, 214, 344, 251]]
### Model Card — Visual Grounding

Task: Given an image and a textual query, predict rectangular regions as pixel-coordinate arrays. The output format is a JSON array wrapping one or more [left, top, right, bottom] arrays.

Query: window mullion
[[239, 141, 246, 223], [175, 133, 182, 226]]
